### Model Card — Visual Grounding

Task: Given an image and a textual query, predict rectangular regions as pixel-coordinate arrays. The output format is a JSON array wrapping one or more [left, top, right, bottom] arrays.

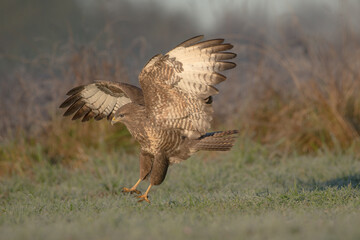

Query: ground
[[1, 144, 360, 240]]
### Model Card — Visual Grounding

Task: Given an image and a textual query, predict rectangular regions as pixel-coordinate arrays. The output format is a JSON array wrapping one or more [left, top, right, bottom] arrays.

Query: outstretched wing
[[139, 35, 236, 137], [59, 81, 144, 122]]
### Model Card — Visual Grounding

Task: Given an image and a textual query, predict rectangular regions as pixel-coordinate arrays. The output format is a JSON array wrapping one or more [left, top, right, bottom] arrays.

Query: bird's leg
[[137, 184, 152, 203], [137, 153, 168, 203], [122, 179, 142, 195]]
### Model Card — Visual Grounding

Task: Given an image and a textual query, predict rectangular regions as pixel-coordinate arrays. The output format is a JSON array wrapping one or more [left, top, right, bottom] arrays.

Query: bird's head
[[111, 103, 145, 126], [111, 111, 125, 125], [111, 108, 129, 125]]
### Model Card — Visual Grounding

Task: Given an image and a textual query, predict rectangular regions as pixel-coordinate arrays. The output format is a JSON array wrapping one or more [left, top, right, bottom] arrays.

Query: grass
[[1, 141, 360, 240]]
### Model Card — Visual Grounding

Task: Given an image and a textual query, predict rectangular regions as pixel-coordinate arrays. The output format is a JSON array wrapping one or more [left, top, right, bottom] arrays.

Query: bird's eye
[[119, 114, 125, 118]]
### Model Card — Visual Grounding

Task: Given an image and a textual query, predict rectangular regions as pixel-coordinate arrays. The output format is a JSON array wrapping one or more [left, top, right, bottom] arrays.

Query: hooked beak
[[111, 116, 121, 126]]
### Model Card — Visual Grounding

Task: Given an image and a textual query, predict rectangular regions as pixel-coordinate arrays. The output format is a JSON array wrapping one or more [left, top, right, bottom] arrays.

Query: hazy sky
[[159, 0, 340, 29], [76, 0, 340, 31]]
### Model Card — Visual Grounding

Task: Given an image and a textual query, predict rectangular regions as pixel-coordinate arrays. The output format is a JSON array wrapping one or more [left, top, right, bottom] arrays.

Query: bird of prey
[[60, 35, 238, 203]]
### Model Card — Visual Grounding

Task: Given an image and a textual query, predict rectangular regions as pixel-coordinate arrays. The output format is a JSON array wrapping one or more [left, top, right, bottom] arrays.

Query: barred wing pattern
[[59, 81, 144, 122], [139, 35, 236, 136]]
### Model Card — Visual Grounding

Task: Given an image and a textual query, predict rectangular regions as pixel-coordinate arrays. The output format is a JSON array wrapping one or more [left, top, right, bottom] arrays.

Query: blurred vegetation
[[1, 0, 360, 177], [0, 120, 137, 176]]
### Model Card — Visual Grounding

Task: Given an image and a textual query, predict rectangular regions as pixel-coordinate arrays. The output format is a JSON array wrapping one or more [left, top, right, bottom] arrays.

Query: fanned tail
[[191, 130, 238, 152]]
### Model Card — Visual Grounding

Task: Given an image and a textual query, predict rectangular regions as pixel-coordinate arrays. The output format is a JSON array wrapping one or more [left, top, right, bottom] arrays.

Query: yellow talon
[[122, 179, 142, 195], [122, 187, 141, 195], [136, 184, 152, 204], [137, 194, 150, 203]]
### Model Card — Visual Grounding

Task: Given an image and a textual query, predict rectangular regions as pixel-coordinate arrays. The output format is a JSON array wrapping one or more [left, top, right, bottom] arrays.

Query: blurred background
[[1, 0, 360, 174]]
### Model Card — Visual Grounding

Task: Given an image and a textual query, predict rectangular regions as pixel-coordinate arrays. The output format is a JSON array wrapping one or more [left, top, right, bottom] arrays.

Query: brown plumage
[[59, 35, 238, 203]]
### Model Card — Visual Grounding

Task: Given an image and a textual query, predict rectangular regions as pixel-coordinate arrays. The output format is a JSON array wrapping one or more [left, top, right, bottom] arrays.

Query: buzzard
[[60, 35, 238, 203]]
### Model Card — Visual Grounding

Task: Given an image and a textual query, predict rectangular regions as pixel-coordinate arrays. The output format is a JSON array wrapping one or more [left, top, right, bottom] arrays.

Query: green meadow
[[1, 141, 359, 240]]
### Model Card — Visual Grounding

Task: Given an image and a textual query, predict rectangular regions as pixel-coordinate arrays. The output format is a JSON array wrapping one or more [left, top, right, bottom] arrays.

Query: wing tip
[[218, 61, 237, 71], [66, 85, 85, 96], [81, 111, 96, 122], [192, 39, 225, 49], [59, 102, 67, 109], [176, 35, 205, 48], [59, 94, 81, 109], [209, 86, 219, 95]]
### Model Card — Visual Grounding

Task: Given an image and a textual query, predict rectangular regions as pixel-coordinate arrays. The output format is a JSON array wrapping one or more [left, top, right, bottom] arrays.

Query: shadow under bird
[[59, 35, 238, 203]]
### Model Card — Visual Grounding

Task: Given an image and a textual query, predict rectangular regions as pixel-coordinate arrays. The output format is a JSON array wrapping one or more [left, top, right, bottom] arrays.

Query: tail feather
[[192, 130, 238, 152]]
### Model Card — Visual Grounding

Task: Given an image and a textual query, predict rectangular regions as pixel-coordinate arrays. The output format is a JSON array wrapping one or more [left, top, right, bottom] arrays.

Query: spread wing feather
[[59, 81, 144, 122], [139, 35, 236, 136]]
